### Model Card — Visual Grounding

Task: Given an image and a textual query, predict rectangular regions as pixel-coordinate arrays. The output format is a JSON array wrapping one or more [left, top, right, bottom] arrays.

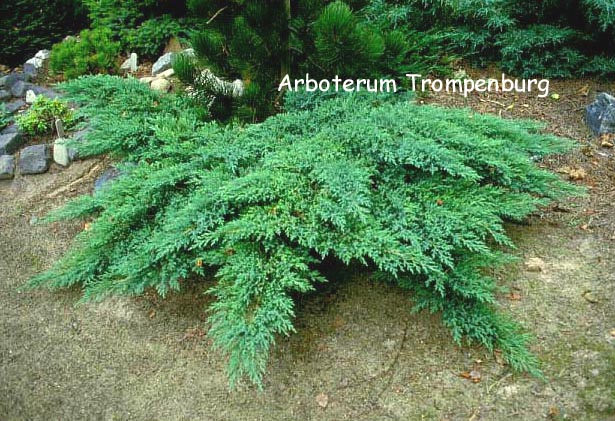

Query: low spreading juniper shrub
[[30, 76, 580, 387]]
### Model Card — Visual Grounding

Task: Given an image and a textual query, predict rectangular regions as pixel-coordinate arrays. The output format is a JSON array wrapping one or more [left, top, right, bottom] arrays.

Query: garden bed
[[1, 72, 614, 420]]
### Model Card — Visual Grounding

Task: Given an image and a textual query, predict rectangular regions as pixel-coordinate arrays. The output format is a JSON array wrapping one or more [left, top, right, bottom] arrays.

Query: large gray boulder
[[23, 50, 51, 80], [19, 144, 51, 174], [0, 155, 15, 180], [586, 92, 615, 136], [1, 124, 19, 135], [32, 86, 59, 99], [11, 81, 35, 98], [2, 73, 28, 90], [23, 63, 37, 79], [152, 52, 175, 76], [0, 132, 23, 155], [5, 100, 26, 114]]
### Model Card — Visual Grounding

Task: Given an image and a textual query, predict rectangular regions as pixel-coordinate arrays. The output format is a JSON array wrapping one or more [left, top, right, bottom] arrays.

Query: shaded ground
[[1, 74, 615, 420]]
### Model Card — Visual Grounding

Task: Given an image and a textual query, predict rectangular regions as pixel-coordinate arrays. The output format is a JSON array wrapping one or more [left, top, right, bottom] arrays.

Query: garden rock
[[0, 132, 24, 155], [11, 81, 35, 98], [2, 73, 27, 90], [152, 52, 175, 76], [33, 87, 59, 99], [0, 89, 10, 101], [120, 53, 138, 72], [23, 62, 37, 79], [19, 144, 51, 175], [586, 93, 615, 135], [25, 50, 51, 68], [53, 138, 70, 167], [158, 68, 175, 78], [0, 154, 15, 179], [151, 78, 171, 92], [35, 49, 51, 61], [139, 77, 154, 85], [5, 100, 26, 114], [1, 124, 19, 135], [24, 50, 50, 77], [25, 89, 37, 104]]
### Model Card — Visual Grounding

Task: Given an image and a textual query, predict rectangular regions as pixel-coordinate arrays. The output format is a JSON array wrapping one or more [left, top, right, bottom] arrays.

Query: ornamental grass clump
[[31, 76, 580, 387]]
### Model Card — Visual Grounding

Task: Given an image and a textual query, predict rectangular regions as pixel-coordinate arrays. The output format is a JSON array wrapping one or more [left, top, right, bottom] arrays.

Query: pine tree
[[173, 1, 406, 121], [173, 0, 293, 121]]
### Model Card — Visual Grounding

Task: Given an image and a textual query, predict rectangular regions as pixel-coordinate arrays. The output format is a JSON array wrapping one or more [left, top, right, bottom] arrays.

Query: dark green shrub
[[50, 28, 121, 79], [81, 0, 189, 57], [584, 0, 615, 31], [496, 25, 586, 78], [313, 1, 384, 76], [82, 0, 156, 34], [124, 15, 189, 58], [378, 0, 615, 78], [0, 0, 87, 67], [16, 96, 75, 135], [31, 76, 580, 387]]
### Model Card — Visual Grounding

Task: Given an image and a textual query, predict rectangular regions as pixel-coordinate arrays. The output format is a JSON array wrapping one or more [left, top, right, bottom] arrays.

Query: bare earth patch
[[1, 73, 614, 420]]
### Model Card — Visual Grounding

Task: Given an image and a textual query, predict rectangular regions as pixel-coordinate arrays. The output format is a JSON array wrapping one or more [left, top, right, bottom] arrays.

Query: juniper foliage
[[31, 76, 579, 387], [394, 0, 615, 78]]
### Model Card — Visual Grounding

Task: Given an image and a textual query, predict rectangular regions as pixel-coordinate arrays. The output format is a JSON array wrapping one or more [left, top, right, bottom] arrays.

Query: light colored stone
[[25, 57, 43, 68], [151, 78, 171, 92], [158, 68, 175, 78], [25, 89, 36, 104], [139, 77, 154, 85], [53, 138, 70, 167], [34, 50, 50, 60], [524, 257, 546, 272], [24, 50, 50, 78], [152, 52, 175, 76], [121, 53, 138, 72]]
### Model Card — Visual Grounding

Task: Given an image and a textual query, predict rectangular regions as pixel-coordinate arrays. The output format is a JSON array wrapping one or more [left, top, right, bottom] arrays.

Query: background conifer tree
[[173, 0, 424, 121]]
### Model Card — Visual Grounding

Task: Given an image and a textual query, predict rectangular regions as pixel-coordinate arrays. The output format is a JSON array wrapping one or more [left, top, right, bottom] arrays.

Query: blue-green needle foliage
[[31, 76, 580, 387]]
